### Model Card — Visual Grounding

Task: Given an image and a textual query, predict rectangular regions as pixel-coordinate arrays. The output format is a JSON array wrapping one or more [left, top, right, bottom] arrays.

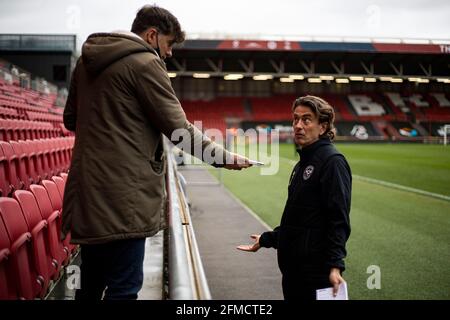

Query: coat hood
[[81, 32, 158, 74]]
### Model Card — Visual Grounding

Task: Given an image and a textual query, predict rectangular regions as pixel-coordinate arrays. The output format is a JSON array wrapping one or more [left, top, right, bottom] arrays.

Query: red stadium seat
[[49, 139, 63, 174], [0, 216, 16, 299], [60, 172, 68, 183], [14, 190, 59, 282], [52, 176, 65, 200], [18, 140, 39, 185], [41, 180, 62, 211], [51, 175, 77, 255], [42, 178, 77, 256], [0, 145, 10, 196], [1, 119, 18, 141], [0, 119, 9, 141], [0, 197, 44, 299], [57, 139, 69, 171], [23, 140, 44, 182], [30, 140, 47, 180], [29, 184, 68, 267], [41, 140, 55, 177], [9, 140, 30, 190], [0, 141, 21, 194]]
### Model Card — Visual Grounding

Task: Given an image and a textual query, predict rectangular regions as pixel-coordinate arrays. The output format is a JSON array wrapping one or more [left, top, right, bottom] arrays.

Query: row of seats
[[183, 98, 247, 119], [0, 119, 61, 141], [26, 111, 63, 124], [0, 106, 20, 119], [0, 96, 50, 114], [0, 83, 57, 108], [1, 106, 63, 122], [0, 137, 75, 196], [181, 93, 450, 124], [0, 175, 77, 300], [48, 107, 64, 116]]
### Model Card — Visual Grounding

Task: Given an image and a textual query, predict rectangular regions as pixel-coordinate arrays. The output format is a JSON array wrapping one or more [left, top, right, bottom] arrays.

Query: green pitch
[[211, 143, 450, 299]]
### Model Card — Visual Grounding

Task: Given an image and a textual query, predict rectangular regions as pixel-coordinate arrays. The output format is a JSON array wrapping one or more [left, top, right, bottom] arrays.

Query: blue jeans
[[75, 238, 146, 300]]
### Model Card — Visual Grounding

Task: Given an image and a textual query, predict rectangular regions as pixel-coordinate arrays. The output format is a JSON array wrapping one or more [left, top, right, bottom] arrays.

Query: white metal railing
[[165, 139, 211, 300]]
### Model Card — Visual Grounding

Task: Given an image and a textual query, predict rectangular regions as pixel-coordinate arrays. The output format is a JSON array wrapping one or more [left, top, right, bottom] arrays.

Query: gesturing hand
[[236, 234, 261, 252]]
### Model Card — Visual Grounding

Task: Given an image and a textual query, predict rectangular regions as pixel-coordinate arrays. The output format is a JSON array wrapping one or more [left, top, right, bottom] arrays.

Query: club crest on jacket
[[303, 165, 314, 180]]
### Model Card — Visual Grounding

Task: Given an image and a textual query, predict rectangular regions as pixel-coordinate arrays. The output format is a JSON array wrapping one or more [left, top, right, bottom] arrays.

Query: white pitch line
[[352, 174, 450, 202], [279, 157, 450, 202]]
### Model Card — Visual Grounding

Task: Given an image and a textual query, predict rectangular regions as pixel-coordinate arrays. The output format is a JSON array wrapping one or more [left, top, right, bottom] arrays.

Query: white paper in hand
[[316, 282, 348, 300], [248, 159, 265, 166]]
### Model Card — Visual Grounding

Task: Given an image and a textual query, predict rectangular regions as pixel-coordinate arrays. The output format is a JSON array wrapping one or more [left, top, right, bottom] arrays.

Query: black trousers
[[75, 238, 146, 300], [281, 263, 332, 301]]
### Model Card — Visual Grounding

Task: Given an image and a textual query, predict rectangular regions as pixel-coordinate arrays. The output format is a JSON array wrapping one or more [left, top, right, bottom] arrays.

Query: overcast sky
[[1, 0, 449, 51]]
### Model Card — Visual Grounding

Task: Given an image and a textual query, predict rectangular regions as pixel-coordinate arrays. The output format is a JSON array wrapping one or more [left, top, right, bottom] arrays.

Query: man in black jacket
[[238, 95, 351, 300]]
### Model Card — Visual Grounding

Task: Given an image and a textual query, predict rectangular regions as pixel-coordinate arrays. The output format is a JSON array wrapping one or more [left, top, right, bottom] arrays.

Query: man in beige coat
[[62, 5, 250, 300]]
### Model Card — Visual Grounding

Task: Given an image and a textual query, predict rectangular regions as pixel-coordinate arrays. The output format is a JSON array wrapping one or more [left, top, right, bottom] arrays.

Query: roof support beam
[[389, 63, 403, 76], [206, 58, 222, 72], [331, 61, 345, 75], [238, 59, 254, 73], [171, 58, 186, 72], [361, 62, 374, 75], [270, 60, 284, 74], [300, 60, 314, 74], [419, 63, 432, 77]]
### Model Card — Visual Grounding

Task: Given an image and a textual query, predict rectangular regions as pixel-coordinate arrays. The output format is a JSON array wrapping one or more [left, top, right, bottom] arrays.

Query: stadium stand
[[166, 38, 450, 143], [180, 91, 450, 141], [0, 60, 76, 299]]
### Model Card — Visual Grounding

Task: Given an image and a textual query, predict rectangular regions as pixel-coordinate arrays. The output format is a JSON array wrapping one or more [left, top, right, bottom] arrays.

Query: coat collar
[[297, 138, 331, 160]]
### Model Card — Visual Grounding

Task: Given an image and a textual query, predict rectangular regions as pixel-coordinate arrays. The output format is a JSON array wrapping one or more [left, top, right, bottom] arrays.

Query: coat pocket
[[148, 155, 166, 176]]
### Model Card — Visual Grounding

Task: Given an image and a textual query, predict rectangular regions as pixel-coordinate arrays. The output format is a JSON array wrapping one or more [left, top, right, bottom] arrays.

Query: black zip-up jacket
[[260, 138, 351, 273]]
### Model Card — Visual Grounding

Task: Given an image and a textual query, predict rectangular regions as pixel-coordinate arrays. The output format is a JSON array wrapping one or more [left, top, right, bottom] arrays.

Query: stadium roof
[[0, 34, 76, 53], [180, 39, 450, 54], [167, 38, 450, 81]]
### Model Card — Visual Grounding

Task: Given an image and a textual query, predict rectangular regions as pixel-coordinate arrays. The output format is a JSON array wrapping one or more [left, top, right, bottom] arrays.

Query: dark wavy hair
[[131, 5, 185, 44], [292, 95, 336, 140]]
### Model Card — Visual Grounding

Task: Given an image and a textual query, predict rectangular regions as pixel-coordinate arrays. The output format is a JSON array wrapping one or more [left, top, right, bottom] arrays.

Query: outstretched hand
[[236, 234, 261, 252], [224, 153, 252, 170]]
